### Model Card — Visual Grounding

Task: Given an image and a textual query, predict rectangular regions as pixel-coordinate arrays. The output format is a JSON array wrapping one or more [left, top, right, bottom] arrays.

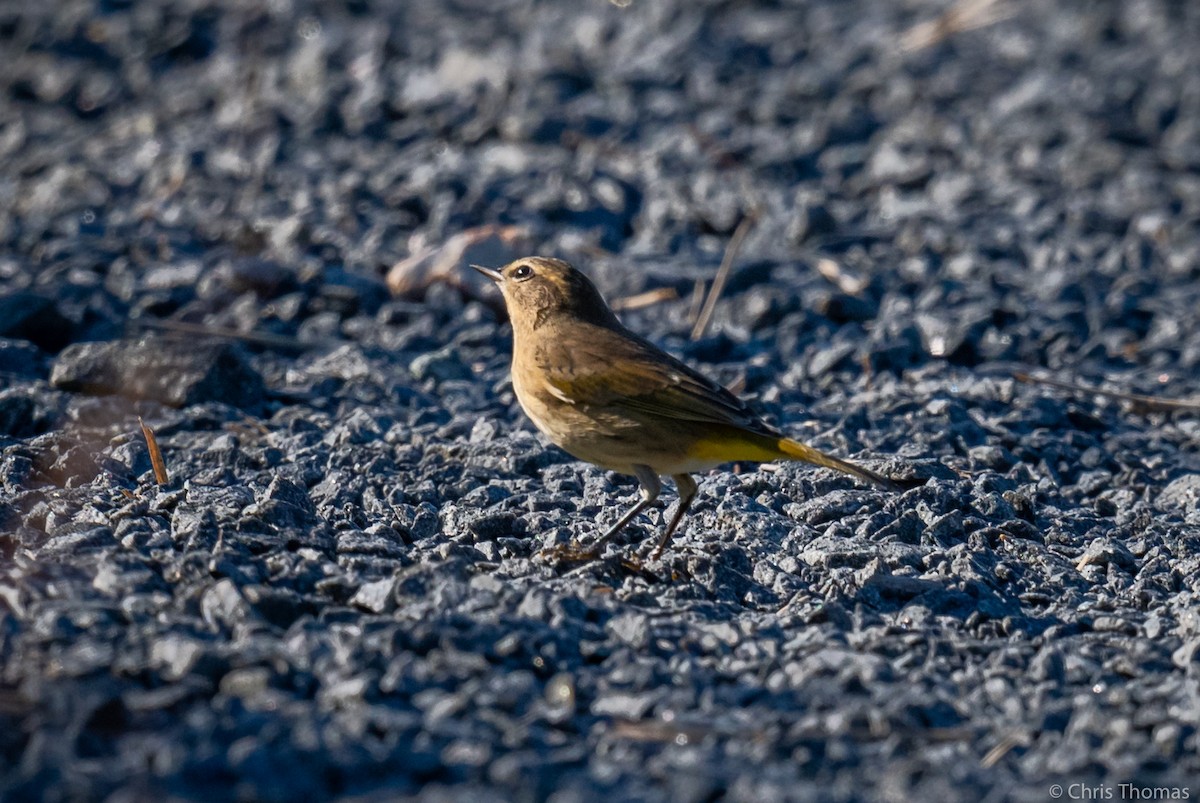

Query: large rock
[[50, 337, 264, 409]]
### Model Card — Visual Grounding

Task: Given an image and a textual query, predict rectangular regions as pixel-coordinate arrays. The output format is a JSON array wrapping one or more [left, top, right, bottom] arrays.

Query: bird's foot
[[619, 554, 646, 573], [537, 541, 605, 565]]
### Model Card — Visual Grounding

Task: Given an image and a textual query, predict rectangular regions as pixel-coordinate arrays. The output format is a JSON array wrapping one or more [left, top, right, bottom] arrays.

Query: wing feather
[[535, 323, 779, 437]]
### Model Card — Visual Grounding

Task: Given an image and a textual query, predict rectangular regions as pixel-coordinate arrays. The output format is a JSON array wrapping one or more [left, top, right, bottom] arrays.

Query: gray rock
[[351, 577, 396, 613], [50, 338, 264, 409]]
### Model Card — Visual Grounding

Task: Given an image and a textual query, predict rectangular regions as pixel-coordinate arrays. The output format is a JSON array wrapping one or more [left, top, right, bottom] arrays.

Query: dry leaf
[[387, 225, 532, 300]]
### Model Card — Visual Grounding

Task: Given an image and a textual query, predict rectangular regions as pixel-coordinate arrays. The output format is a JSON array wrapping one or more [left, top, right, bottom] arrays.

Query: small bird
[[472, 256, 895, 559]]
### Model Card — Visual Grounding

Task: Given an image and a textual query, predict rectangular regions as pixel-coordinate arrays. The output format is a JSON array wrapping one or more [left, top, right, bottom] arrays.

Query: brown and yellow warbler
[[472, 257, 895, 558]]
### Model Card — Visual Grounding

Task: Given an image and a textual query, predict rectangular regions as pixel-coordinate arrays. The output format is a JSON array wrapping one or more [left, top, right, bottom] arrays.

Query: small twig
[[686, 278, 706, 323], [610, 286, 680, 312], [133, 318, 327, 352], [1013, 372, 1200, 414], [725, 374, 748, 396], [139, 417, 169, 485], [981, 733, 1027, 768], [608, 719, 718, 744], [689, 212, 757, 341], [900, 0, 1015, 52]]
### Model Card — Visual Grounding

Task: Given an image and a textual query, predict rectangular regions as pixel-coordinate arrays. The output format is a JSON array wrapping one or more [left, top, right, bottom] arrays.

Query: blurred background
[[2, 0, 1198, 385]]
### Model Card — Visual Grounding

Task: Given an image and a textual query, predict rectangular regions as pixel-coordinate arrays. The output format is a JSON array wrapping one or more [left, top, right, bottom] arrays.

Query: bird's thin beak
[[469, 264, 504, 282]]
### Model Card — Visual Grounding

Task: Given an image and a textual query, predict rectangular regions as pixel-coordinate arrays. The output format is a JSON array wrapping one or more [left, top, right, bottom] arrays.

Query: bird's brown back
[[514, 313, 781, 438]]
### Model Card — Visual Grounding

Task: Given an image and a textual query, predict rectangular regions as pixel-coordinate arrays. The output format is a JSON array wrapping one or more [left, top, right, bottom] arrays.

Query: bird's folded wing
[[540, 330, 778, 435]]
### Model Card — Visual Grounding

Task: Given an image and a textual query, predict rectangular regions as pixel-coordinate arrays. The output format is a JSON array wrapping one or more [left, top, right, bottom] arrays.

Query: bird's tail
[[776, 436, 898, 490]]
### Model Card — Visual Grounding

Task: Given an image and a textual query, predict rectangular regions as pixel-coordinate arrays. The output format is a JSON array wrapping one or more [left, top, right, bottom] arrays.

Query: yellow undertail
[[775, 436, 896, 489], [685, 428, 895, 489]]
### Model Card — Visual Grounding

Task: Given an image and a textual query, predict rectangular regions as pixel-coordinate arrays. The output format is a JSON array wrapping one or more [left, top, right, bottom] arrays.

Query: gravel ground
[[3, 0, 1200, 800]]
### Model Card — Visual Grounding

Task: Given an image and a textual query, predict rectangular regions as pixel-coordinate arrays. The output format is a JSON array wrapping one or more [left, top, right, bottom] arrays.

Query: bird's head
[[471, 256, 617, 332]]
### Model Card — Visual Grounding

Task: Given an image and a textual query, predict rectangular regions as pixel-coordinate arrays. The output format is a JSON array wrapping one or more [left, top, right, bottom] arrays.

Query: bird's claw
[[537, 541, 605, 564]]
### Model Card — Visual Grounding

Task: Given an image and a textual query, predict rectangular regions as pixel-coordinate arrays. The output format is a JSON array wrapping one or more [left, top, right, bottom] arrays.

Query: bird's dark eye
[[511, 264, 534, 281]]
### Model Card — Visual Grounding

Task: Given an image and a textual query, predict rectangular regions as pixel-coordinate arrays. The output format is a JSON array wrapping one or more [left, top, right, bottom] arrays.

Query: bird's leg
[[539, 465, 661, 564], [652, 474, 698, 559], [592, 465, 661, 548]]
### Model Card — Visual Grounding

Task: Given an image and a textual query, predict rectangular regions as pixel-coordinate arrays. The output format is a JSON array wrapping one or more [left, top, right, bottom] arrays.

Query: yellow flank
[[683, 430, 785, 464]]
